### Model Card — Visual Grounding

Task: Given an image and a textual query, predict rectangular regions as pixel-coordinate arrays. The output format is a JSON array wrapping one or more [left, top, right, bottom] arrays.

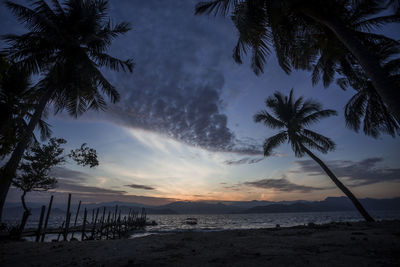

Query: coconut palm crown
[[254, 89, 337, 157], [2, 0, 134, 116]]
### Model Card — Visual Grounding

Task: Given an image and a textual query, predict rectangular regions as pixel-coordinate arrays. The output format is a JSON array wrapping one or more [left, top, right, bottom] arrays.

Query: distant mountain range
[[4, 196, 400, 219]]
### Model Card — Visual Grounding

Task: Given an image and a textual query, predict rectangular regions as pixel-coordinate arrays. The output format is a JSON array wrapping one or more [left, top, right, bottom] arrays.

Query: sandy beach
[[1, 220, 399, 266]]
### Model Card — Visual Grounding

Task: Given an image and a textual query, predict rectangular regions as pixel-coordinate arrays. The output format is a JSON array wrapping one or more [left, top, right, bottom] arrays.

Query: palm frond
[[301, 109, 338, 126], [302, 129, 336, 152], [195, 0, 238, 16], [262, 131, 287, 157], [253, 110, 286, 129]]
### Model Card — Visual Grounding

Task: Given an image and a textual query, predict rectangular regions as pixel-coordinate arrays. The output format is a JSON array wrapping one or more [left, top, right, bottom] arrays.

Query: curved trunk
[[18, 191, 30, 235], [21, 191, 30, 214], [305, 13, 400, 124], [0, 89, 52, 222], [302, 146, 374, 222]]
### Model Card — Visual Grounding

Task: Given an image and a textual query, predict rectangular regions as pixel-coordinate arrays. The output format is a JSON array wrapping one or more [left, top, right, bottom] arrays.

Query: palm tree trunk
[[18, 191, 30, 235], [0, 89, 52, 222], [305, 13, 400, 124], [21, 191, 29, 214], [301, 146, 375, 222]]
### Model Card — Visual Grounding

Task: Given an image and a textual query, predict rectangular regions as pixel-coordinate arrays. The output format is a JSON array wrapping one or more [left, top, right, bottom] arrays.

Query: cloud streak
[[125, 184, 155, 190], [293, 157, 400, 186], [244, 176, 326, 192], [224, 157, 264, 165]]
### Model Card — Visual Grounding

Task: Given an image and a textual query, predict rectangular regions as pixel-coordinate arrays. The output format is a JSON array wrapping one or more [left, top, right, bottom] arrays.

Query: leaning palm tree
[[0, 0, 134, 220], [254, 90, 374, 222], [195, 0, 400, 124]]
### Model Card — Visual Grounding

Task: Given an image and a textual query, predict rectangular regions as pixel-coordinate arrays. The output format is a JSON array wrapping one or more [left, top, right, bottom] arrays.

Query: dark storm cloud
[[244, 177, 326, 192], [293, 157, 400, 186], [125, 184, 155, 190], [101, 0, 262, 154], [56, 181, 128, 195], [50, 167, 90, 182], [0, 0, 261, 154], [49, 167, 126, 194]]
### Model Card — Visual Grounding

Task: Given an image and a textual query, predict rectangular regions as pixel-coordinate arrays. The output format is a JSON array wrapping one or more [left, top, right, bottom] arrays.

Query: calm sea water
[[142, 210, 400, 233], [6, 210, 400, 241]]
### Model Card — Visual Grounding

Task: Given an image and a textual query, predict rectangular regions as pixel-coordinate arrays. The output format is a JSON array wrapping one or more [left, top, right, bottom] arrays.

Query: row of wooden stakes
[[11, 193, 148, 242]]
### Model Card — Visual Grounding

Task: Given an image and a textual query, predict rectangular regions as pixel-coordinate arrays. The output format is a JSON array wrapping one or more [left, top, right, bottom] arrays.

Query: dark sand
[[1, 220, 399, 266]]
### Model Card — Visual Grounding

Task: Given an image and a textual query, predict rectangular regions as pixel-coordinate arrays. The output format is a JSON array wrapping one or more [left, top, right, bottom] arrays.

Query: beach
[[1, 220, 399, 266]]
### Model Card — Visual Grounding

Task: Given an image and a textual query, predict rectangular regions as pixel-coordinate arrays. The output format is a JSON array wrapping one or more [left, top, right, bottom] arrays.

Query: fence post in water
[[82, 208, 87, 241], [63, 193, 71, 241], [99, 207, 106, 239], [57, 222, 65, 241], [117, 210, 122, 238], [106, 211, 111, 240], [35, 205, 46, 242], [70, 200, 81, 240], [41, 195, 54, 242], [112, 205, 118, 239], [91, 208, 99, 239]]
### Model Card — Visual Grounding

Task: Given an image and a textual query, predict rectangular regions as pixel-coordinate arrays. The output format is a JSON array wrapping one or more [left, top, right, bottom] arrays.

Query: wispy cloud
[[293, 157, 400, 186]]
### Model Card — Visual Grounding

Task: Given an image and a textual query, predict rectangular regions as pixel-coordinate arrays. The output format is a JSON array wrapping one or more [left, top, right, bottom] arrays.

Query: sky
[[1, 0, 400, 206]]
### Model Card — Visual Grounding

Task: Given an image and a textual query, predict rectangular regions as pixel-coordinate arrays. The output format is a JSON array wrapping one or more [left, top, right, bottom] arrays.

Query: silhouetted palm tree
[[195, 0, 400, 124], [254, 90, 374, 222], [340, 49, 400, 138], [0, 0, 133, 220], [0, 61, 51, 159]]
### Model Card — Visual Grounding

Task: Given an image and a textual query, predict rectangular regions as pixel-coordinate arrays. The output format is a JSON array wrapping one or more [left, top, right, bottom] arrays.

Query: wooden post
[[82, 208, 87, 241], [70, 200, 81, 240], [91, 209, 95, 224], [57, 222, 65, 241], [117, 210, 121, 238], [112, 205, 118, 239], [91, 208, 99, 239], [41, 195, 54, 242], [114, 205, 118, 222], [106, 211, 111, 240], [63, 193, 71, 241], [99, 207, 106, 239], [35, 205, 46, 242]]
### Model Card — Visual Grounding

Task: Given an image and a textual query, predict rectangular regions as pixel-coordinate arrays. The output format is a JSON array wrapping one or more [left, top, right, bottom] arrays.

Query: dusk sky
[[1, 0, 400, 205]]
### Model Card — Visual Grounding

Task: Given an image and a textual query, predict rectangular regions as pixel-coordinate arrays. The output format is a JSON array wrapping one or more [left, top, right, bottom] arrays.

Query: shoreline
[[1, 220, 399, 266]]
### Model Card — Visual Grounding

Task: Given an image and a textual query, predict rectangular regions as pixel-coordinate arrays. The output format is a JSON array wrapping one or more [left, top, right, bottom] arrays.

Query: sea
[[136, 210, 400, 237], [6, 210, 400, 241]]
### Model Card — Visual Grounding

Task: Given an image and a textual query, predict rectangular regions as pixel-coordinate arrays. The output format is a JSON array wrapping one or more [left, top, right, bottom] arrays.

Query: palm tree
[[340, 52, 400, 138], [0, 61, 52, 159], [0, 0, 134, 220], [254, 89, 374, 222], [195, 0, 400, 124]]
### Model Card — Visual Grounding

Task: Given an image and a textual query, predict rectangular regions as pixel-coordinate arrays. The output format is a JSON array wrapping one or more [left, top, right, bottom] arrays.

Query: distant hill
[[4, 197, 400, 219], [161, 201, 240, 214], [241, 197, 400, 214]]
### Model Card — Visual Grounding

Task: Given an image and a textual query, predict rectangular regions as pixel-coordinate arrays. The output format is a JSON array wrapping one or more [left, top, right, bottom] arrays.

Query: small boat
[[146, 220, 158, 226], [185, 218, 198, 225]]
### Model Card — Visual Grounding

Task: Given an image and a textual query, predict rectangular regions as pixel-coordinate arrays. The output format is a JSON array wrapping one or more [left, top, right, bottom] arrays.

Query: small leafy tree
[[12, 137, 98, 232]]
